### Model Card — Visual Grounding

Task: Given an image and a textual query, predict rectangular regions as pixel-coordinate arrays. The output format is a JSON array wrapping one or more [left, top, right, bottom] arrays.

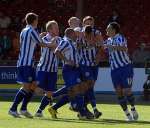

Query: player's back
[[17, 25, 41, 67]]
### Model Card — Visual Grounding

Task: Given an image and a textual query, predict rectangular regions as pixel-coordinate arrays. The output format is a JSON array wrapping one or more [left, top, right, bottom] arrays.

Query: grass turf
[[0, 102, 150, 128]]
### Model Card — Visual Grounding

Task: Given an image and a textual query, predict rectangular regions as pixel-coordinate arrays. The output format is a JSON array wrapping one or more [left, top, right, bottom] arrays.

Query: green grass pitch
[[0, 102, 150, 128]]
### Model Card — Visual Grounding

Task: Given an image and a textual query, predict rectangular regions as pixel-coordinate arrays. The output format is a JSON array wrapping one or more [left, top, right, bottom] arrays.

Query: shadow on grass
[[32, 117, 150, 125]]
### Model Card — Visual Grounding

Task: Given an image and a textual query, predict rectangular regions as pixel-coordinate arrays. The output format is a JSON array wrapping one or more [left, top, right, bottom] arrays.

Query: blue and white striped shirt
[[55, 37, 80, 66], [106, 34, 131, 70], [78, 28, 101, 66], [37, 34, 61, 72], [17, 25, 42, 67], [79, 39, 98, 66]]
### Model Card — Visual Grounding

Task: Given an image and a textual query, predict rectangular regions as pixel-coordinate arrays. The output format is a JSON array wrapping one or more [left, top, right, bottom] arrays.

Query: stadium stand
[[0, 0, 149, 62]]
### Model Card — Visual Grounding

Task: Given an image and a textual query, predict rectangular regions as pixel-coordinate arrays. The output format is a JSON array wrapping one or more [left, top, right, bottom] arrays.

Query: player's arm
[[54, 41, 74, 66], [104, 44, 127, 51], [31, 29, 57, 48], [43, 37, 59, 49], [112, 45, 128, 51], [77, 42, 87, 49], [95, 33, 104, 47], [111, 36, 128, 51], [54, 50, 69, 63]]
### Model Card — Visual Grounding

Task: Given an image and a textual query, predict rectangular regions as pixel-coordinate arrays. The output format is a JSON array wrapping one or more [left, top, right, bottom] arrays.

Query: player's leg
[[116, 86, 133, 121], [122, 65, 138, 120], [48, 66, 76, 118], [19, 67, 36, 118], [35, 72, 57, 117], [84, 87, 102, 118], [79, 66, 101, 118], [87, 66, 102, 118], [111, 69, 132, 121], [20, 67, 36, 112], [48, 67, 92, 119], [20, 82, 35, 113], [48, 94, 70, 118], [9, 66, 33, 118]]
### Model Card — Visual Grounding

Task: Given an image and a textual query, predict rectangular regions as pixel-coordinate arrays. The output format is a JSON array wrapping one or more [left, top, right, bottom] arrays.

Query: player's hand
[[66, 60, 75, 66], [40, 32, 47, 38], [105, 44, 114, 50]]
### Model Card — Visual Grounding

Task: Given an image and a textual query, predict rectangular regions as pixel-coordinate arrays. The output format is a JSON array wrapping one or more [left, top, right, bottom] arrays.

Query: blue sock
[[10, 89, 28, 111], [74, 95, 86, 116], [126, 94, 135, 108], [52, 86, 68, 98], [52, 95, 69, 110], [118, 96, 128, 111], [86, 88, 96, 110], [37, 96, 51, 113], [70, 98, 78, 111], [21, 91, 34, 111]]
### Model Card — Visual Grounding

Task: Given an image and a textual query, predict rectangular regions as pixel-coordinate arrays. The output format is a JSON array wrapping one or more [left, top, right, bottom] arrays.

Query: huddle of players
[[8, 12, 139, 121]]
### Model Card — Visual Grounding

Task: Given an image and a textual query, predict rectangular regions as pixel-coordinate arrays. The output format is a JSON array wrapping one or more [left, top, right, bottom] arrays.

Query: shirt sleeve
[[116, 35, 127, 47], [55, 40, 69, 52], [56, 37, 62, 45], [42, 36, 49, 44], [31, 29, 42, 44]]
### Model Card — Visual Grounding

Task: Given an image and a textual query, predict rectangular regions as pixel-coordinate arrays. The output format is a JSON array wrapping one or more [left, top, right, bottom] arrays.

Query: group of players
[[8, 12, 139, 121]]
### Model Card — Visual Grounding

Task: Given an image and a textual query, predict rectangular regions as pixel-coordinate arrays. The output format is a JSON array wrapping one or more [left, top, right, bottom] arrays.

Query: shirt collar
[[113, 33, 120, 38], [63, 36, 72, 42]]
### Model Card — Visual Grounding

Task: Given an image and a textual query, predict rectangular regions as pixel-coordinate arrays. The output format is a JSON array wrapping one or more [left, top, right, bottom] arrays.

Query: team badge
[[77, 78, 81, 83]]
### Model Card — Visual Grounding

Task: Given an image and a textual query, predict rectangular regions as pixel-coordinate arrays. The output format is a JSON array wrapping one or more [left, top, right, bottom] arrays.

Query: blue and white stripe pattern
[[55, 36, 80, 66], [106, 34, 131, 70], [78, 28, 100, 66], [37, 34, 61, 72], [79, 40, 98, 66], [17, 25, 42, 67]]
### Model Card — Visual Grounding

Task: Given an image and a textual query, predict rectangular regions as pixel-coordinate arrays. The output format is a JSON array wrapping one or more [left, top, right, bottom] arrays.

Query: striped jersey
[[106, 34, 131, 70], [17, 25, 42, 67], [55, 36, 80, 66], [37, 34, 61, 72], [78, 28, 100, 66]]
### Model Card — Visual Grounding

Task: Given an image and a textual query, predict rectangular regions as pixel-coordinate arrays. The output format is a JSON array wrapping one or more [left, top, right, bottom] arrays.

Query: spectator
[[143, 75, 150, 100], [132, 43, 150, 64], [107, 9, 121, 25], [11, 16, 22, 32], [55, 0, 65, 8], [9, 32, 20, 60], [0, 29, 11, 59], [0, 12, 11, 29]]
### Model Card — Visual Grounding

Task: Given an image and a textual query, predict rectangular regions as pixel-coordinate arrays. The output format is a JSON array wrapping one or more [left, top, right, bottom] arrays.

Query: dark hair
[[65, 28, 74, 37], [84, 25, 92, 34], [25, 12, 38, 24], [109, 22, 120, 34]]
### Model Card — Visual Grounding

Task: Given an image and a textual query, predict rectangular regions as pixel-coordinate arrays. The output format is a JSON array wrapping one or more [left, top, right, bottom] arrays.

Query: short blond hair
[[68, 17, 80, 25], [83, 16, 94, 24], [46, 20, 58, 31]]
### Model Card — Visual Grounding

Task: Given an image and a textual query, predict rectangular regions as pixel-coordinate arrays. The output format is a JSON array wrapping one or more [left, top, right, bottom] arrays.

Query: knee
[[46, 91, 52, 98], [115, 87, 123, 97], [84, 80, 95, 91], [22, 83, 31, 91], [30, 82, 37, 91], [123, 88, 132, 96]]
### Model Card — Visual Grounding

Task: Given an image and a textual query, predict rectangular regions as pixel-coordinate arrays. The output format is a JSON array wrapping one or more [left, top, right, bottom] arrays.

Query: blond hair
[[83, 16, 94, 24], [46, 20, 58, 31]]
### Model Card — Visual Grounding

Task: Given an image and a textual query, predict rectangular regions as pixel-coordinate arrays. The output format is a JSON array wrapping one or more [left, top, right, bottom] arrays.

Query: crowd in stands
[[0, 0, 149, 65]]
